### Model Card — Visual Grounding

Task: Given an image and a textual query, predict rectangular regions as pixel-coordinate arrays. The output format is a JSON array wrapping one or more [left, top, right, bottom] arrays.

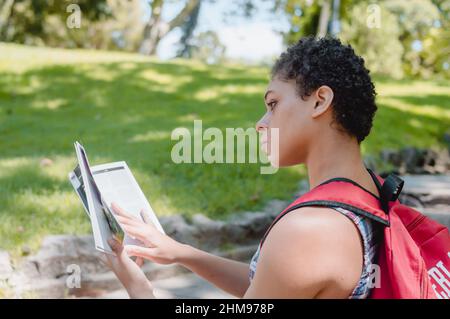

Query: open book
[[68, 141, 165, 254]]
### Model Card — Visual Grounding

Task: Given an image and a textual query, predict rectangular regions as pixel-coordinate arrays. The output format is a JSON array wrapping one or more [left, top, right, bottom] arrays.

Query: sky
[[156, 0, 290, 63]]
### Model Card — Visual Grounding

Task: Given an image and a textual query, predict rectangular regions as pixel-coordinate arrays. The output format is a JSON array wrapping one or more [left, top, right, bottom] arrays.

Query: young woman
[[104, 36, 382, 299]]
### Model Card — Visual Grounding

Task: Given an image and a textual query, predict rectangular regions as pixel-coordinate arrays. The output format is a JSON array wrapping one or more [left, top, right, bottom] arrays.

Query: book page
[[92, 162, 166, 241]]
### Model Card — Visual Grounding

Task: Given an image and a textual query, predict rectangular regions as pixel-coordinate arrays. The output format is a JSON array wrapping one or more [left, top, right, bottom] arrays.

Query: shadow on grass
[[0, 162, 90, 252], [0, 59, 449, 251], [364, 93, 450, 154], [390, 94, 450, 107], [0, 60, 301, 238]]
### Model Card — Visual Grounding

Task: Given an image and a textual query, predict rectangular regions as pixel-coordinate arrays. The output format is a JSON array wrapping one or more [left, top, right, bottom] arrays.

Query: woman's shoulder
[[267, 205, 364, 245], [252, 206, 364, 297]]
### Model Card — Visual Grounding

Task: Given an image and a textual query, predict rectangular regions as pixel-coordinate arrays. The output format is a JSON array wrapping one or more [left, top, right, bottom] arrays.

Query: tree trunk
[[0, 0, 15, 37], [317, 0, 331, 38], [139, 0, 200, 56], [176, 0, 201, 58], [139, 0, 164, 55]]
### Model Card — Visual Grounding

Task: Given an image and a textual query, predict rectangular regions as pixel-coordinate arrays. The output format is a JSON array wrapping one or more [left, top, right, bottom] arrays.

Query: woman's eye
[[268, 101, 277, 110]]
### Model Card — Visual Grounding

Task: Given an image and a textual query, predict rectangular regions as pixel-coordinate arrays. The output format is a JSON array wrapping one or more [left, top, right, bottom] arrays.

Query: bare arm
[[105, 205, 362, 299], [175, 244, 251, 298], [112, 203, 251, 298]]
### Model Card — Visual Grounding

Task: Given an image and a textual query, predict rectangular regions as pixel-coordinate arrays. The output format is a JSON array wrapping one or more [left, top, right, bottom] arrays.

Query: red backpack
[[259, 170, 450, 299]]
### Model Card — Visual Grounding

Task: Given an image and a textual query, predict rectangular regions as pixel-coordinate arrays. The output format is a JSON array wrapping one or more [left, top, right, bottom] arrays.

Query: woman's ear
[[311, 85, 334, 119]]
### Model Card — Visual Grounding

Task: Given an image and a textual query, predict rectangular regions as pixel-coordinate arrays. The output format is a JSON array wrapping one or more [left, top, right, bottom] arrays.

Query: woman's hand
[[102, 237, 155, 299], [111, 202, 189, 265]]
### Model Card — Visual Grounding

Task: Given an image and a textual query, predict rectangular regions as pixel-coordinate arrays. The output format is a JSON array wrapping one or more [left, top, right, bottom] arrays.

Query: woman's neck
[[305, 134, 370, 190]]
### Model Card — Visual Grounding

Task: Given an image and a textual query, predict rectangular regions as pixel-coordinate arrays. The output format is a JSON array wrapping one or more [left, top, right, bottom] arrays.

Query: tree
[[176, 0, 202, 58], [278, 0, 448, 78], [279, 0, 358, 43], [383, 0, 440, 77], [317, 0, 331, 37], [340, 2, 404, 78], [139, 0, 201, 55], [0, 0, 110, 46], [0, 0, 15, 37], [188, 30, 226, 64]]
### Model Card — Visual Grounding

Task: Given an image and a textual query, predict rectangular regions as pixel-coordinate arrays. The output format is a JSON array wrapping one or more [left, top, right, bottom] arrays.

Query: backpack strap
[[379, 174, 404, 214], [259, 169, 399, 248]]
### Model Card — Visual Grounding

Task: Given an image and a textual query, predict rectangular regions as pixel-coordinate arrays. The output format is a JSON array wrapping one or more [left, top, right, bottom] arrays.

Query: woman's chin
[[267, 153, 281, 168]]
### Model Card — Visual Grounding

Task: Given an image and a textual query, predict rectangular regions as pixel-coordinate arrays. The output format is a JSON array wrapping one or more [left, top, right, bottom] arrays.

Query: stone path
[[98, 272, 236, 299], [401, 174, 450, 227]]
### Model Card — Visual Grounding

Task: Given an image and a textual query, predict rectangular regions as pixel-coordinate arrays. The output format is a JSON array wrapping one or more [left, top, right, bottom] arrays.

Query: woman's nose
[[256, 112, 270, 132]]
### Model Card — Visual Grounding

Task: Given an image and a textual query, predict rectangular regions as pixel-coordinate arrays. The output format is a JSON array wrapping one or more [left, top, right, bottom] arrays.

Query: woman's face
[[256, 76, 320, 167]]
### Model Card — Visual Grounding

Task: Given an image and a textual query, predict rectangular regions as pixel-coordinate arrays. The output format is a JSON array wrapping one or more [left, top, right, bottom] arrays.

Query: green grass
[[0, 43, 449, 255]]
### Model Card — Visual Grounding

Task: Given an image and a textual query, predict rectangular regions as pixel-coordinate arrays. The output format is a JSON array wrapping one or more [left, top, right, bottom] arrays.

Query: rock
[[159, 215, 198, 247], [190, 214, 226, 250], [263, 199, 289, 218], [22, 235, 106, 280], [191, 214, 225, 232], [222, 223, 248, 244], [398, 194, 424, 209], [21, 245, 31, 256], [0, 251, 13, 280], [401, 147, 423, 174], [378, 147, 450, 175], [380, 149, 401, 168], [240, 211, 272, 235], [223, 210, 273, 245]]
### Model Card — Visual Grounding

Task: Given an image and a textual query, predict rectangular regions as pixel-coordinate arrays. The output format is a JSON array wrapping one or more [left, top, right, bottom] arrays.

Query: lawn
[[1, 43, 449, 255]]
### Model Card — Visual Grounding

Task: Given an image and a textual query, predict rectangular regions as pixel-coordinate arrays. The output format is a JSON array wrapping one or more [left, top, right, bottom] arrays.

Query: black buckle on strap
[[380, 174, 404, 214]]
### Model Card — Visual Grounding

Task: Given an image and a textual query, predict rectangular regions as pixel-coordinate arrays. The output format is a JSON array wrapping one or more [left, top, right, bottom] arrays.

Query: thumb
[[108, 238, 123, 254]]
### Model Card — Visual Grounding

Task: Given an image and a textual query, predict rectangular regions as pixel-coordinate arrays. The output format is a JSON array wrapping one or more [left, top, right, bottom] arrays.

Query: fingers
[[125, 245, 157, 260], [115, 214, 141, 227], [115, 216, 158, 241], [111, 202, 139, 221], [135, 257, 144, 268], [108, 237, 123, 254], [119, 222, 147, 239]]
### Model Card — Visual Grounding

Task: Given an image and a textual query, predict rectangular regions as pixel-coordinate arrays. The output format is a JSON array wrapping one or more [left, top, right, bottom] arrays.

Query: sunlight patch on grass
[[0, 43, 153, 73], [1, 43, 448, 253], [0, 190, 90, 256], [377, 80, 450, 96], [31, 98, 66, 110], [194, 84, 263, 101], [129, 130, 171, 142], [381, 97, 450, 120], [140, 69, 192, 85]]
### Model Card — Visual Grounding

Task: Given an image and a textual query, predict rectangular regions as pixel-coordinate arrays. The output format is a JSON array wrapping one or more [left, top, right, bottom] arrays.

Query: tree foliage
[[340, 2, 404, 78], [0, 0, 110, 46], [279, 0, 449, 78]]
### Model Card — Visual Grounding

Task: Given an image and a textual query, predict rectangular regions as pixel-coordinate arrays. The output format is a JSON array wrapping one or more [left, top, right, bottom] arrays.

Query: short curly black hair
[[272, 36, 377, 143]]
